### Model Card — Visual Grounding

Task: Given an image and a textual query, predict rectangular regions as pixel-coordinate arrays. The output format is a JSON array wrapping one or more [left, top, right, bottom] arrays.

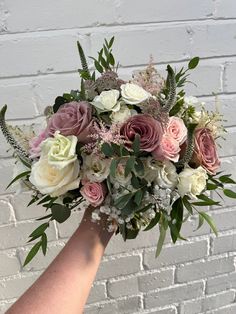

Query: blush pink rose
[[193, 128, 220, 175], [47, 101, 94, 143], [167, 117, 187, 145], [80, 181, 107, 207], [153, 133, 180, 162], [29, 129, 48, 158], [120, 114, 163, 152]]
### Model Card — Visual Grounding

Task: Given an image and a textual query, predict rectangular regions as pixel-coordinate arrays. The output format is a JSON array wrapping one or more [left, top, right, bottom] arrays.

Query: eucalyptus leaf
[[125, 156, 135, 177], [101, 142, 114, 157], [51, 204, 71, 223], [23, 241, 42, 266]]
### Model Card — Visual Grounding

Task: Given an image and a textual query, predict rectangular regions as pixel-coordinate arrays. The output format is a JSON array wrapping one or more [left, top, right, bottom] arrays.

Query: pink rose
[[29, 129, 48, 158], [153, 133, 180, 162], [167, 117, 187, 145], [192, 128, 220, 175], [120, 114, 163, 152], [47, 101, 94, 143], [80, 181, 107, 207]]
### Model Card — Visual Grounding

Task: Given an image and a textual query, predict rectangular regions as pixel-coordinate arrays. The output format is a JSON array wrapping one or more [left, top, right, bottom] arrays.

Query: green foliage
[[51, 204, 71, 223], [188, 57, 200, 69], [169, 198, 184, 243], [77, 40, 91, 80], [24, 242, 42, 266], [101, 142, 114, 157], [89, 37, 116, 73], [6, 170, 30, 189], [223, 189, 236, 199], [144, 212, 160, 231], [192, 194, 220, 207], [156, 214, 168, 257], [199, 212, 218, 236]]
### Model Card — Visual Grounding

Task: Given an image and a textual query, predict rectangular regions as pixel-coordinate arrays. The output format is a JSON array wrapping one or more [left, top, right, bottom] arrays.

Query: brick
[[33, 73, 80, 115], [218, 128, 236, 158], [212, 233, 236, 255], [105, 228, 160, 255], [148, 307, 177, 314], [91, 25, 191, 67], [0, 198, 13, 224], [57, 211, 83, 238], [0, 78, 37, 119], [0, 34, 88, 77], [211, 303, 236, 314], [214, 0, 236, 18], [108, 276, 139, 298], [138, 269, 174, 292], [96, 255, 141, 280], [144, 240, 208, 269], [4, 0, 118, 32], [180, 290, 235, 314], [87, 283, 106, 304], [19, 242, 64, 271], [176, 257, 235, 283], [144, 281, 204, 308], [0, 274, 39, 300], [0, 302, 14, 313], [191, 22, 236, 58], [224, 62, 236, 93], [0, 221, 56, 249], [210, 209, 236, 232], [85, 296, 141, 314], [118, 0, 213, 24], [206, 272, 236, 294], [11, 193, 47, 221], [0, 252, 20, 277]]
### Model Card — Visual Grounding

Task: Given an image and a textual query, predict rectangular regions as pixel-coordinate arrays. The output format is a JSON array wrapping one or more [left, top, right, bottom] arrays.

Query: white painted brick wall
[[0, 1, 236, 313]]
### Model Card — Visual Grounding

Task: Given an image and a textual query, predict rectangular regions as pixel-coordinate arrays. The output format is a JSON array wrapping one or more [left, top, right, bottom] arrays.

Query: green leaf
[[23, 241, 42, 266], [182, 196, 193, 214], [106, 176, 112, 194], [219, 175, 236, 184], [108, 36, 115, 48], [41, 233, 47, 256], [134, 190, 143, 206], [27, 196, 39, 207], [134, 158, 144, 176], [51, 204, 71, 223], [110, 159, 118, 177], [192, 194, 220, 206], [196, 214, 204, 231], [29, 223, 49, 239], [114, 193, 133, 210], [156, 223, 166, 258], [6, 171, 31, 189], [36, 214, 52, 221], [37, 195, 52, 205], [131, 175, 140, 189], [199, 212, 218, 236], [170, 198, 184, 243], [94, 60, 103, 73], [223, 189, 236, 199], [109, 53, 115, 66], [125, 156, 135, 177], [144, 212, 160, 231], [169, 102, 182, 116], [53, 96, 67, 113], [132, 135, 140, 155], [125, 228, 139, 239], [101, 142, 114, 157], [188, 57, 200, 69], [206, 183, 218, 190]]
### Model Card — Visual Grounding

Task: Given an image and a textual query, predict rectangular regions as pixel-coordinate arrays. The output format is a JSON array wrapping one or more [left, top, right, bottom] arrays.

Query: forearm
[[7, 210, 113, 314]]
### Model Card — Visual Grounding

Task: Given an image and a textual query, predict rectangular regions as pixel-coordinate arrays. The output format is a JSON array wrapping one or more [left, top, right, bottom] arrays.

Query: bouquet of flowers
[[1, 37, 235, 265]]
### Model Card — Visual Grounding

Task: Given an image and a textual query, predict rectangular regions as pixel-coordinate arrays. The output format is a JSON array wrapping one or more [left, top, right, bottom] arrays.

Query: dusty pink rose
[[167, 117, 187, 145], [47, 101, 94, 143], [29, 129, 48, 158], [120, 114, 163, 152], [80, 181, 107, 207], [153, 133, 180, 162], [193, 128, 220, 175]]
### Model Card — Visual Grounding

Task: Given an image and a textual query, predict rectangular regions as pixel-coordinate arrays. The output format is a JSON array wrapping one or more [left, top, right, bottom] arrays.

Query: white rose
[[29, 157, 80, 197], [110, 159, 132, 186], [177, 166, 208, 198], [155, 160, 178, 189], [110, 103, 137, 123], [92, 89, 120, 112], [41, 131, 78, 169], [121, 83, 150, 105], [82, 153, 110, 182]]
